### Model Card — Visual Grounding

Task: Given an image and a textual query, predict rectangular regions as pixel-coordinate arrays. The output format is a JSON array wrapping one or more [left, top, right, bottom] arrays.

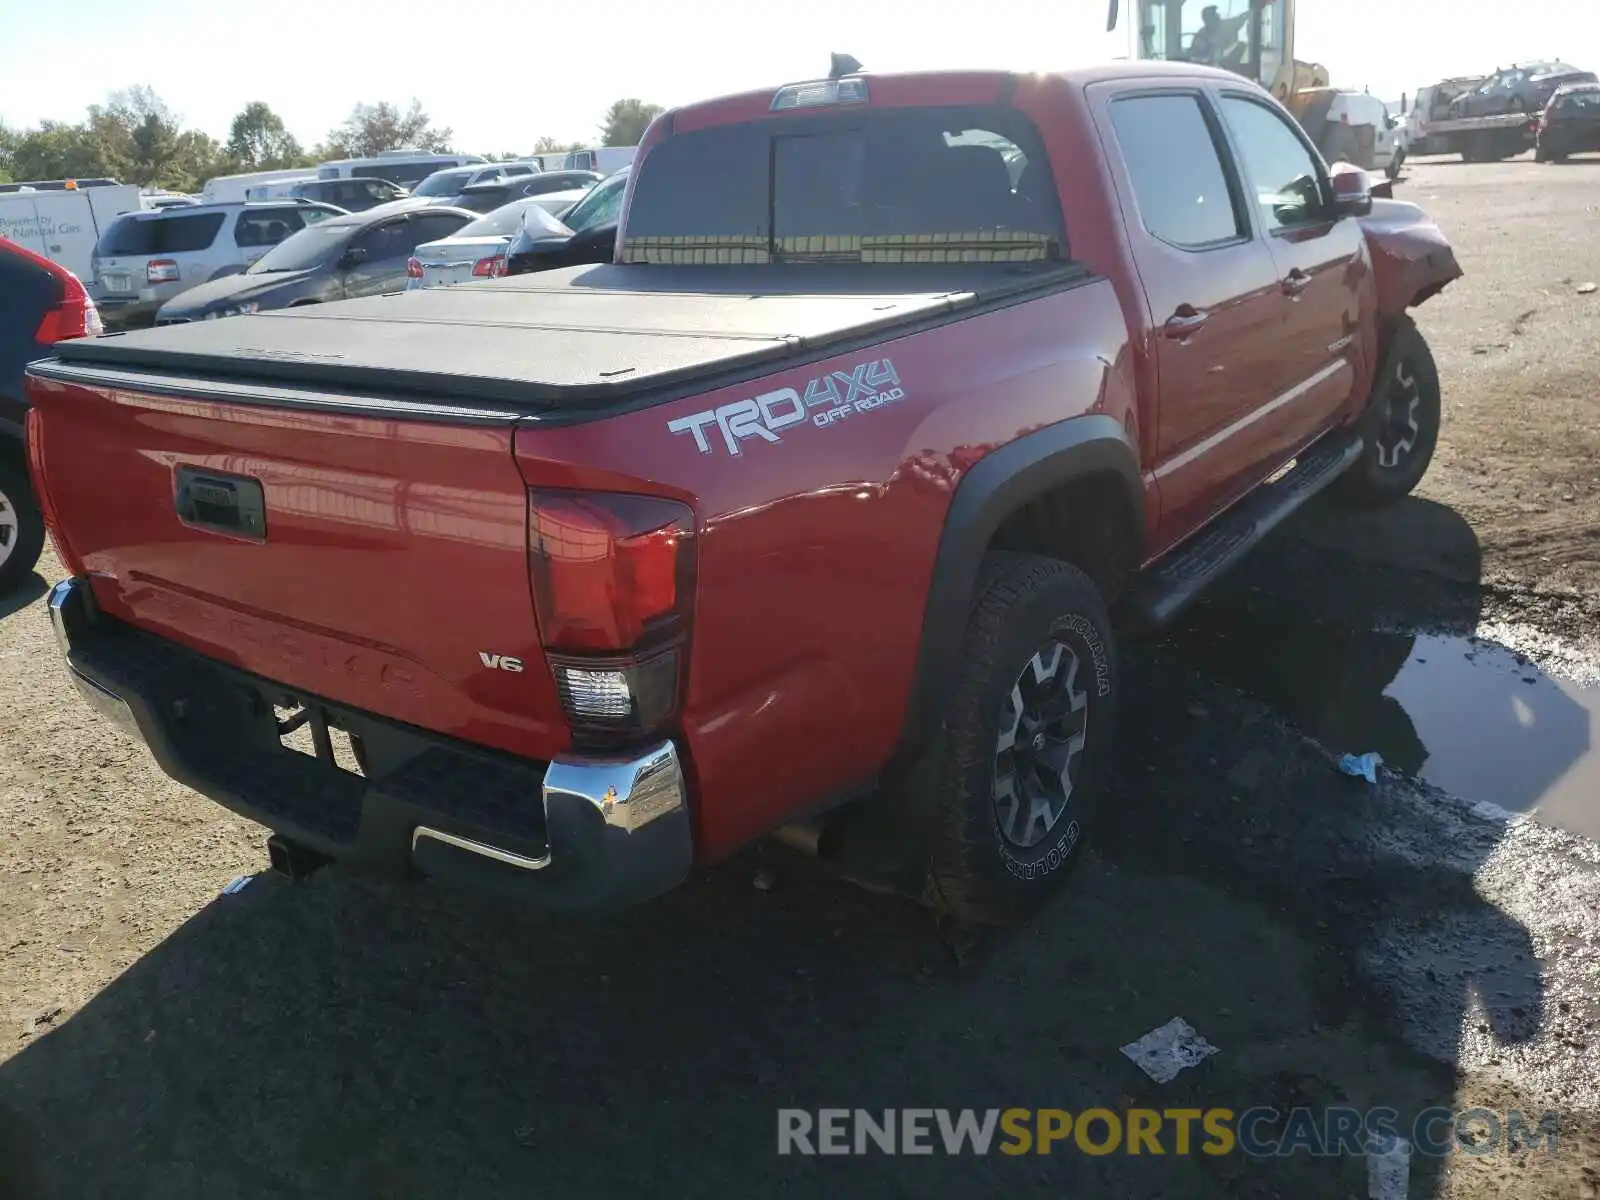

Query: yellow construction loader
[[1104, 0, 1390, 173]]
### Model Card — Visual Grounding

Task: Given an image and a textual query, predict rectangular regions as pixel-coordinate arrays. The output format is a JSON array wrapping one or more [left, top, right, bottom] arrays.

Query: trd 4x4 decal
[[666, 357, 905, 456]]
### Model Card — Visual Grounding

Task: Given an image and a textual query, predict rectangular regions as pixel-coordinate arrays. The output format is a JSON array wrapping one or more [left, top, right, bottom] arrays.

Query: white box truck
[[200, 168, 322, 205], [0, 182, 145, 292]]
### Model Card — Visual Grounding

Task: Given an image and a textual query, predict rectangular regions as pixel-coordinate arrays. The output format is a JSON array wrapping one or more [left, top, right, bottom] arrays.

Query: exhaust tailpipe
[[771, 819, 844, 859], [266, 833, 330, 881]]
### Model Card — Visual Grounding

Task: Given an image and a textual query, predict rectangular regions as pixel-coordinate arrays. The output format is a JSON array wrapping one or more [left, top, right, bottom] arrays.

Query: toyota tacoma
[[25, 63, 1460, 921]]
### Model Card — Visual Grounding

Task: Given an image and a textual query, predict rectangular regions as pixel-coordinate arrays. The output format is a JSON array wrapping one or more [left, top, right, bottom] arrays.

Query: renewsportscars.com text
[[777, 1107, 1559, 1158]]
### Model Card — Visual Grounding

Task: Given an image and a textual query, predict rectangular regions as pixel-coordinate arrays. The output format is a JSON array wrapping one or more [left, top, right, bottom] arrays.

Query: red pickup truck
[[26, 63, 1460, 921]]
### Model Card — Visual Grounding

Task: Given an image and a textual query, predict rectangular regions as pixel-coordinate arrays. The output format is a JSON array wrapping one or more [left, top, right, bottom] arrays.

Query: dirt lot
[[2, 154, 1600, 1200]]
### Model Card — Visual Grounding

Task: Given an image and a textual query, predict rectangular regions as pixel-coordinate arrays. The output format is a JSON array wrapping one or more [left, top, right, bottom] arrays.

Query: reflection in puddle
[[1161, 604, 1600, 839]]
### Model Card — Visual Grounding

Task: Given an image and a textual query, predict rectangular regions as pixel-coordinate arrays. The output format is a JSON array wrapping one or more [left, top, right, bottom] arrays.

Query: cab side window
[[1109, 93, 1243, 249], [1219, 96, 1328, 231]]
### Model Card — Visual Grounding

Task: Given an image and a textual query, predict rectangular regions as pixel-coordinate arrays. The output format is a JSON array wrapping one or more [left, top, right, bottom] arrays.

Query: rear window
[[459, 202, 545, 237], [234, 207, 309, 247], [621, 105, 1064, 264], [458, 187, 515, 213], [379, 161, 456, 188], [523, 173, 597, 196], [96, 211, 226, 256], [412, 169, 475, 197], [1556, 90, 1600, 111]]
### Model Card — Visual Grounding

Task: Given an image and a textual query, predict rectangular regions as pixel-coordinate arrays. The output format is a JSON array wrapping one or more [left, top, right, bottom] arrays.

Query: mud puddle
[[1159, 602, 1600, 839]]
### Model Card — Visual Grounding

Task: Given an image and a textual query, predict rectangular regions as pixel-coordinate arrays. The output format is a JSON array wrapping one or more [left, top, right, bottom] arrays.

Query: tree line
[[0, 92, 664, 192]]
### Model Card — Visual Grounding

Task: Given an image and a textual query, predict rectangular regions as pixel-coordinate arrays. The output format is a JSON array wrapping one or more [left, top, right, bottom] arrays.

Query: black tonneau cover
[[44, 262, 1079, 411]]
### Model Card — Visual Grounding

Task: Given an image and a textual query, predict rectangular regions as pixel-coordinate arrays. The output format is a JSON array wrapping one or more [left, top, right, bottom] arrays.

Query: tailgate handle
[[175, 467, 267, 540]]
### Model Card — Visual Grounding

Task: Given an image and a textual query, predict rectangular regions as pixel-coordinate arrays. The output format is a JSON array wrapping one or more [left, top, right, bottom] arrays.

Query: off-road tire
[[911, 552, 1116, 926], [0, 455, 45, 595], [1335, 315, 1442, 508]]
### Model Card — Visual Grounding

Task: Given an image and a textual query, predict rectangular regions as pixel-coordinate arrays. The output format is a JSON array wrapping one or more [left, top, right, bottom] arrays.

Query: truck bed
[[38, 262, 1081, 414]]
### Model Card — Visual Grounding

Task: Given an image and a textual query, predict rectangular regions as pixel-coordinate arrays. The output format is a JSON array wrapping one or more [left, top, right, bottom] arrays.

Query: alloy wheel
[[1375, 359, 1422, 469], [0, 485, 17, 570], [993, 642, 1089, 849]]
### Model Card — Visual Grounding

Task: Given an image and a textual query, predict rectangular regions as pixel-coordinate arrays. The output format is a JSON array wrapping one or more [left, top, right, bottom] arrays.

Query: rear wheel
[[903, 553, 1116, 925], [1334, 316, 1442, 507], [0, 456, 45, 595]]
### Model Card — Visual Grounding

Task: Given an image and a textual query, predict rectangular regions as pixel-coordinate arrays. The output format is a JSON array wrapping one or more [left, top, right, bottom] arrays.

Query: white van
[[242, 176, 322, 202], [315, 150, 486, 189], [558, 147, 637, 176], [0, 182, 145, 289], [201, 168, 323, 205]]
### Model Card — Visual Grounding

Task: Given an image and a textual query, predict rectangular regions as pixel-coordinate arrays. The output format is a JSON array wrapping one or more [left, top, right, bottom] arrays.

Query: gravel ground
[[2, 154, 1599, 1200]]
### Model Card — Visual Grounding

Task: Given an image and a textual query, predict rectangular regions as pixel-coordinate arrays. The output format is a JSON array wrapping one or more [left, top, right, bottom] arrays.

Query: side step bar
[[1127, 430, 1364, 628]]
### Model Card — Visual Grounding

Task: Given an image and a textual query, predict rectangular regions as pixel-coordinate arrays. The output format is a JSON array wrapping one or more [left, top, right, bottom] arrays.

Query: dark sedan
[[1449, 61, 1597, 117], [154, 205, 476, 323], [1536, 84, 1600, 161], [449, 171, 602, 215], [503, 167, 628, 276]]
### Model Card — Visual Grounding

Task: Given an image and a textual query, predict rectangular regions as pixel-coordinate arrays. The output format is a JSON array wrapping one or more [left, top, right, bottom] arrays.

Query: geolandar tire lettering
[[897, 551, 1117, 926]]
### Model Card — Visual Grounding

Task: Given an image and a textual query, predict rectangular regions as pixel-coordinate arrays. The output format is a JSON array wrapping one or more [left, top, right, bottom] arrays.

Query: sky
[[1, 0, 1596, 153]]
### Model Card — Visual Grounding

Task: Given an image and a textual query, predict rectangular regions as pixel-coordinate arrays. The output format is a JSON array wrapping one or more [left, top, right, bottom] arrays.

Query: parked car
[[502, 167, 629, 275], [275, 178, 409, 211], [1448, 61, 1597, 118], [152, 205, 476, 322], [407, 163, 536, 201], [26, 63, 1461, 921], [407, 199, 571, 289], [92, 201, 347, 327], [0, 237, 101, 592], [428, 172, 591, 215], [1535, 82, 1600, 161]]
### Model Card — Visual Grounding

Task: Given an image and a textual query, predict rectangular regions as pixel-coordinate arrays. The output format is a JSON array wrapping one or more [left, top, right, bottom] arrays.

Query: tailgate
[[27, 371, 571, 761]]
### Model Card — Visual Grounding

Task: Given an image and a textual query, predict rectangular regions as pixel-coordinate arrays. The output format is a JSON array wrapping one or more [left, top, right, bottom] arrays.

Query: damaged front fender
[[1358, 198, 1464, 317]]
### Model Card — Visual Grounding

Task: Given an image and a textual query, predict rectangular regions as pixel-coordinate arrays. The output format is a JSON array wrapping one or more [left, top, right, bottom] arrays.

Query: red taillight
[[530, 492, 692, 653], [406, 257, 424, 279], [34, 272, 102, 343], [473, 255, 505, 278], [529, 491, 695, 739], [146, 258, 179, 284]]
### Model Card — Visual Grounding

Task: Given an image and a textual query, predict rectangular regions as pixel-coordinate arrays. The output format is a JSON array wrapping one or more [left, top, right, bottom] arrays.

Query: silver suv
[[92, 200, 345, 327]]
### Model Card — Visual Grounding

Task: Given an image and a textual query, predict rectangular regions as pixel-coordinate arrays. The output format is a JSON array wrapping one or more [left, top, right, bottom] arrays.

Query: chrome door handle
[[1282, 269, 1312, 296], [1163, 306, 1209, 339]]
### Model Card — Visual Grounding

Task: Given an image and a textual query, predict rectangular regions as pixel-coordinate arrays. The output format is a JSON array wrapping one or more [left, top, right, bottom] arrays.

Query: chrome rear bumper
[[47, 576, 693, 910]]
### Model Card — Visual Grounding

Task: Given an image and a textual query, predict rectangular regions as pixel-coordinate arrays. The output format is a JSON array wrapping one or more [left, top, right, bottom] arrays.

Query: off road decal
[[666, 357, 905, 456]]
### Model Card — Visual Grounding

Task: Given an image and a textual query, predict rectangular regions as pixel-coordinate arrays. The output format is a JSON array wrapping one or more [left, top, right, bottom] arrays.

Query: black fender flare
[[885, 414, 1144, 784]]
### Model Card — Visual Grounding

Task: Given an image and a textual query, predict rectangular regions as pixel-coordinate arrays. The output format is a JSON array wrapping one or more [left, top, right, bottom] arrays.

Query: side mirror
[[339, 246, 368, 269], [571, 224, 617, 265], [1328, 165, 1374, 217]]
